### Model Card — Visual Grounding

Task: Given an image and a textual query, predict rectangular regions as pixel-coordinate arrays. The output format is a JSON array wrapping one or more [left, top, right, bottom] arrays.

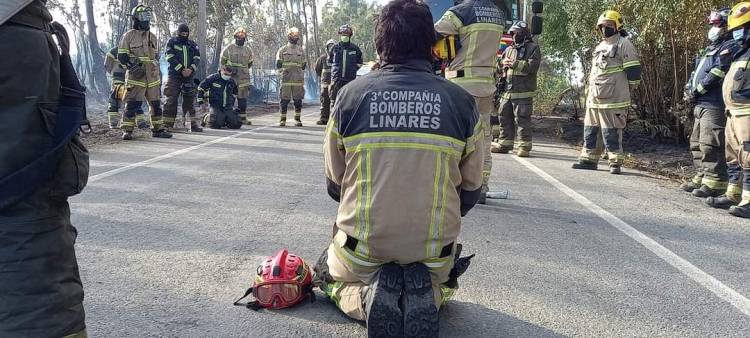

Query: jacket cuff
[[327, 178, 341, 202]]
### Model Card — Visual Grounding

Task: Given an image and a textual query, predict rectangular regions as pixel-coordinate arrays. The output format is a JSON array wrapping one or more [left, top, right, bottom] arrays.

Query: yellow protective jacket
[[434, 0, 505, 98], [105, 46, 125, 84], [276, 43, 306, 88], [220, 43, 253, 88], [117, 29, 161, 90], [723, 47, 750, 116], [586, 34, 641, 110]]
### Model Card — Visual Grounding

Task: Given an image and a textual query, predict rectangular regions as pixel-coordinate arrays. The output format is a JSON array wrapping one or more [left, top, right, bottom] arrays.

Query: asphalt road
[[71, 107, 750, 337]]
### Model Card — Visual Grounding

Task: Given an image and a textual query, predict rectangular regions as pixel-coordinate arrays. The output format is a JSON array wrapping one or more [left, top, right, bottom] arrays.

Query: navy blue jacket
[[197, 73, 237, 108], [687, 39, 740, 110], [328, 42, 363, 82], [165, 37, 200, 78]]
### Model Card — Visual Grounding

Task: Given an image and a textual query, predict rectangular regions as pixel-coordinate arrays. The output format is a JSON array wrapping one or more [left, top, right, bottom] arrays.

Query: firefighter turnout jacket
[[329, 42, 363, 83], [315, 53, 332, 87], [276, 42, 306, 99], [118, 29, 161, 92], [220, 43, 253, 93], [687, 39, 738, 110], [105, 46, 125, 84], [434, 0, 506, 97], [165, 36, 200, 78], [197, 73, 238, 108], [501, 39, 541, 100], [586, 34, 641, 110], [324, 59, 484, 272]]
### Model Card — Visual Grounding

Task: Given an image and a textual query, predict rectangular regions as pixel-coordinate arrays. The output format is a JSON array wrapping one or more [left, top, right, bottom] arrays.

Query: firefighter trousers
[[320, 85, 331, 122], [495, 97, 533, 151], [580, 107, 627, 165], [689, 106, 728, 190], [725, 115, 750, 205], [206, 106, 242, 129], [319, 243, 456, 321], [474, 96, 494, 187], [163, 76, 197, 128]]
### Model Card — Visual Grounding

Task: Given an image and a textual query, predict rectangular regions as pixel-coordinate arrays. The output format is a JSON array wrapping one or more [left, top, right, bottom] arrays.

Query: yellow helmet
[[729, 2, 750, 31], [597, 10, 623, 30], [288, 27, 301, 39], [234, 28, 247, 39]]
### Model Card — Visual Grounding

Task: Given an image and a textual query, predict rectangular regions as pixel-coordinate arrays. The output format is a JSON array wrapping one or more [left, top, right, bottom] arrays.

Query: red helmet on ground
[[234, 249, 314, 310]]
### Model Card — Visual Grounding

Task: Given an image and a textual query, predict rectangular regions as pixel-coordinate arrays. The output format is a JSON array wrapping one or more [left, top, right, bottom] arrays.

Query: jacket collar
[[379, 59, 433, 73]]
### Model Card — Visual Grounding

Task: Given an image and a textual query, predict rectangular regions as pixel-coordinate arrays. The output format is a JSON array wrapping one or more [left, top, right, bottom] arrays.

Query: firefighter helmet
[[729, 2, 750, 31], [234, 28, 247, 39], [131, 4, 153, 22], [233, 249, 314, 310], [0, 0, 33, 26], [709, 8, 731, 27], [509, 21, 529, 35], [597, 10, 623, 30], [325, 39, 336, 52], [338, 24, 353, 37], [288, 27, 301, 39]]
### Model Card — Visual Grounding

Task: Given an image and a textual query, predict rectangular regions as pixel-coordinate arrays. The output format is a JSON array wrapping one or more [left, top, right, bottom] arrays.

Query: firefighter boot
[[729, 204, 750, 218], [516, 149, 530, 157], [692, 185, 725, 198], [152, 129, 173, 138], [705, 194, 740, 210], [364, 263, 403, 338], [572, 161, 598, 170], [294, 99, 303, 127], [609, 164, 622, 175], [680, 180, 701, 193], [402, 263, 439, 338], [478, 185, 488, 205], [279, 99, 290, 127], [121, 130, 134, 140], [136, 112, 150, 129]]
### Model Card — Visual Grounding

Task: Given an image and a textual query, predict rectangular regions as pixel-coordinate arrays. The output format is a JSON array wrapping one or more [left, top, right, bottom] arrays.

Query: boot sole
[[704, 199, 735, 210], [402, 263, 438, 338], [367, 264, 403, 338], [729, 206, 750, 218]]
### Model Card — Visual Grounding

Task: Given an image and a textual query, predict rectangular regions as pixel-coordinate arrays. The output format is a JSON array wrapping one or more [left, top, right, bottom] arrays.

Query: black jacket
[[686, 39, 740, 110], [328, 42, 363, 82], [197, 73, 237, 108], [165, 36, 200, 78]]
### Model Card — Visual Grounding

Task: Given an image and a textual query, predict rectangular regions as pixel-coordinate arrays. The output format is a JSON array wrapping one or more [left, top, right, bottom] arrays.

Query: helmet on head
[[131, 4, 153, 22], [338, 24, 353, 37], [325, 38, 336, 51], [233, 249, 314, 310], [288, 27, 301, 39], [709, 7, 731, 27], [178, 23, 189, 35], [509, 21, 529, 35], [234, 28, 247, 39], [597, 10, 623, 31], [729, 2, 750, 31]]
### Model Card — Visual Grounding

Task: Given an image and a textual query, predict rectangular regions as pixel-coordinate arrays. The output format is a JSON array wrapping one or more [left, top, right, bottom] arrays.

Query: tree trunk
[[85, 0, 108, 101], [210, 23, 225, 74], [197, 0, 208, 80]]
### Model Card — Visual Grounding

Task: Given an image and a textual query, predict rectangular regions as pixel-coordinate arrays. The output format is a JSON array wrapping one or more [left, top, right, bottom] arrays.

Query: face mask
[[734, 28, 745, 43], [601, 26, 617, 38], [513, 33, 525, 43], [340, 36, 351, 43], [136, 20, 150, 31], [708, 27, 723, 42], [178, 34, 189, 41], [221, 74, 231, 81], [289, 37, 299, 44], [235, 38, 245, 46]]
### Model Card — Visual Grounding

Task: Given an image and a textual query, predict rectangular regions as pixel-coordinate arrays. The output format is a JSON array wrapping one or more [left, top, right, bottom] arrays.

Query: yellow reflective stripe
[[362, 150, 373, 257], [282, 82, 304, 87], [450, 77, 495, 85], [730, 107, 750, 116], [598, 66, 623, 75], [622, 60, 641, 68], [173, 45, 183, 51], [174, 64, 183, 71], [436, 155, 450, 256], [710, 68, 726, 78], [164, 54, 174, 60], [696, 84, 707, 94], [458, 23, 504, 35], [283, 62, 303, 67], [225, 61, 245, 67], [588, 101, 630, 109], [237, 83, 251, 88], [344, 132, 465, 148], [733, 60, 750, 68], [702, 177, 728, 190], [147, 80, 161, 88], [138, 57, 155, 62], [183, 47, 188, 71], [348, 142, 461, 157], [427, 154, 442, 258], [322, 69, 331, 74], [126, 79, 146, 87], [118, 48, 129, 53], [464, 122, 483, 156], [503, 91, 536, 99], [728, 183, 742, 195], [464, 30, 477, 76], [498, 139, 515, 146], [422, 255, 452, 269]]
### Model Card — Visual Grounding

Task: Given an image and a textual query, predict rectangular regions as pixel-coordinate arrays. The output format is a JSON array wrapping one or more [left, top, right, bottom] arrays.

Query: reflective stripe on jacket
[[586, 35, 641, 110], [118, 29, 161, 89], [687, 39, 738, 110], [276, 43, 306, 87], [329, 42, 363, 82], [165, 37, 200, 78], [197, 73, 237, 108], [501, 40, 541, 100]]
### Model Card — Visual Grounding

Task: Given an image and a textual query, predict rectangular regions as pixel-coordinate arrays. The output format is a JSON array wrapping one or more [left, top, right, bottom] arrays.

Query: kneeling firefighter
[[707, 2, 750, 218], [314, 1, 482, 336], [491, 20, 541, 157], [276, 27, 306, 127], [197, 66, 242, 129]]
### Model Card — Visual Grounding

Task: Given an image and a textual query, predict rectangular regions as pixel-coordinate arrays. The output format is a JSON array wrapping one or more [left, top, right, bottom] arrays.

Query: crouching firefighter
[[118, 4, 172, 140], [197, 66, 242, 130], [1, 0, 90, 336], [164, 23, 203, 132], [276, 27, 306, 127], [707, 2, 750, 218], [490, 20, 541, 157], [313, 1, 483, 336], [682, 8, 737, 198]]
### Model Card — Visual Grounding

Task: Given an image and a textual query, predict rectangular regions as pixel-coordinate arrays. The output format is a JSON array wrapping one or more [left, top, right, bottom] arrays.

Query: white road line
[[89, 113, 318, 183], [512, 156, 750, 318]]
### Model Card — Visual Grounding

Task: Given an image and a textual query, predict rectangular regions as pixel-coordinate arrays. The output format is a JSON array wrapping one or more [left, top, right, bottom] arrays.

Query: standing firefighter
[[707, 2, 750, 218], [118, 4, 172, 140], [164, 23, 203, 132], [220, 28, 254, 125], [276, 27, 306, 127], [1, 0, 89, 336], [435, 0, 505, 203], [572, 10, 641, 174], [105, 46, 148, 129], [491, 20, 541, 157], [315, 39, 336, 125], [314, 1, 483, 336], [683, 9, 737, 198], [328, 24, 363, 104], [197, 67, 241, 129]]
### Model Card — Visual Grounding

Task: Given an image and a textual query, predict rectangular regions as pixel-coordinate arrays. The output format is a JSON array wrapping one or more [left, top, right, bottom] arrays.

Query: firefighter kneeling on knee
[[197, 66, 242, 130], [313, 1, 482, 337]]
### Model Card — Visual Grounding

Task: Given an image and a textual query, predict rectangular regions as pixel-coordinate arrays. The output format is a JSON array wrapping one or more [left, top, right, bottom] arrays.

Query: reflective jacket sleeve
[[196, 78, 210, 104], [220, 45, 230, 67], [117, 33, 132, 66], [434, 10, 463, 36], [165, 39, 182, 71], [104, 50, 116, 74], [315, 55, 325, 77], [191, 42, 200, 71], [513, 43, 541, 77], [459, 99, 484, 216], [620, 38, 642, 86], [324, 105, 346, 202], [697, 45, 734, 95]]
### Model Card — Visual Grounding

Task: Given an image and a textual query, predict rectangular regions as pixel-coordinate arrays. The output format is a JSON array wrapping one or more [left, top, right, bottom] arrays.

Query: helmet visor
[[254, 283, 302, 307], [134, 8, 152, 22]]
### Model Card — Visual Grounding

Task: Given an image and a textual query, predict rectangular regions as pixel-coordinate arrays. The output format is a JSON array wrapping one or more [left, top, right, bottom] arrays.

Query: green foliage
[[319, 0, 381, 62]]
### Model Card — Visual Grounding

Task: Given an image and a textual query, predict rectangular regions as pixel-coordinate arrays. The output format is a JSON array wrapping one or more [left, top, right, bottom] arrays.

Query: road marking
[[512, 156, 750, 318], [89, 113, 318, 183]]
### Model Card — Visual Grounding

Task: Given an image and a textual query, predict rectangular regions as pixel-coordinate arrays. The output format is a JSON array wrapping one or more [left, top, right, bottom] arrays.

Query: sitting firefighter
[[197, 66, 242, 130]]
